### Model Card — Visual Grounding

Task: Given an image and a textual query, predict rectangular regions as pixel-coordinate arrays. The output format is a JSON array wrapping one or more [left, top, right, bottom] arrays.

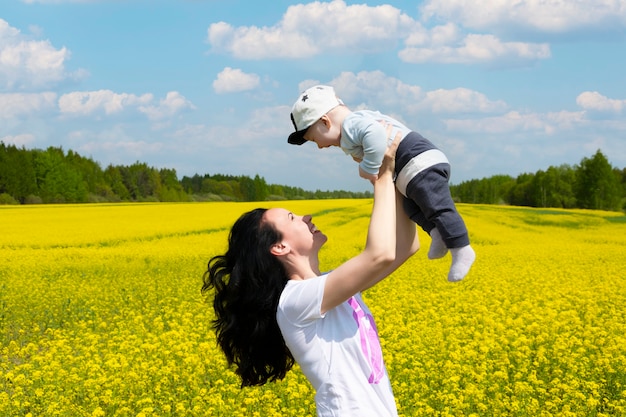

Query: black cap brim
[[288, 129, 308, 145]]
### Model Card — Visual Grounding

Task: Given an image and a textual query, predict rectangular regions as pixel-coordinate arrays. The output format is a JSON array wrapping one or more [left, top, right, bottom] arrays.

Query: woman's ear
[[270, 242, 289, 256]]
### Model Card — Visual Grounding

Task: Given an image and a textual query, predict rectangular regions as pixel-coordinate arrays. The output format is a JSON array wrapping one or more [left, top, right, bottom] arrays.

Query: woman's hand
[[377, 124, 401, 180]]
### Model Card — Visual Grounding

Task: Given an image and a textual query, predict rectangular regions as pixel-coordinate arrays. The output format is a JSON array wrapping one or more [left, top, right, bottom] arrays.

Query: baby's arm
[[358, 120, 390, 183], [358, 121, 392, 183]]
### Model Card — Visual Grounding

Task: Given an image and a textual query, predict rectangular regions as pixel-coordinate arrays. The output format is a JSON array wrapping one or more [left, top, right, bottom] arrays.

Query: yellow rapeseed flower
[[1, 202, 625, 416]]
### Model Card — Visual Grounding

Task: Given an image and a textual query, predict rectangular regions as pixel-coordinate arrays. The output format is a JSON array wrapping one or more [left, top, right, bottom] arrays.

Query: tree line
[[449, 150, 625, 212], [0, 142, 372, 205], [1, 142, 624, 212]]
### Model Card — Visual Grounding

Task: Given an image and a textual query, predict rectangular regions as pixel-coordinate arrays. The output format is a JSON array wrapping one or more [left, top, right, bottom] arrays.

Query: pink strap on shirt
[[348, 296, 384, 384]]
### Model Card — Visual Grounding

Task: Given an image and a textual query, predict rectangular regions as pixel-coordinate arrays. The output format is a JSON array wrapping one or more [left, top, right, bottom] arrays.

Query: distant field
[[1, 201, 625, 417]]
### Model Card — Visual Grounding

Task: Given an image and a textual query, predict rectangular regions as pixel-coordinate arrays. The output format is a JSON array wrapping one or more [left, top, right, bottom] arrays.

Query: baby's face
[[304, 118, 341, 149]]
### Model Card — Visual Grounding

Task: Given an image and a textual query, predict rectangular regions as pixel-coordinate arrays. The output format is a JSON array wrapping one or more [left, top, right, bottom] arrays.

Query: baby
[[287, 85, 475, 282]]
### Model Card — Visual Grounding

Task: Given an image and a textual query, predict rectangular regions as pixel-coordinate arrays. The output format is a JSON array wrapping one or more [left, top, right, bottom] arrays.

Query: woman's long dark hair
[[201, 208, 294, 387]]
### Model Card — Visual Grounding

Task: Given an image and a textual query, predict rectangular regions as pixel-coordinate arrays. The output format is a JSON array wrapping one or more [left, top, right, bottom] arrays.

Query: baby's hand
[[352, 156, 363, 163], [359, 166, 378, 185]]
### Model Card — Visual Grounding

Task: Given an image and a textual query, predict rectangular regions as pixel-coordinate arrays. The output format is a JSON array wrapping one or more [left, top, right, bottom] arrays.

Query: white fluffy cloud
[[0, 89, 195, 121], [57, 90, 194, 120], [577, 91, 626, 113], [420, 0, 626, 34], [327, 70, 423, 111], [0, 92, 57, 118], [327, 70, 505, 116], [213, 67, 260, 93], [0, 18, 83, 90], [206, 0, 552, 66], [207, 0, 414, 59], [0, 133, 35, 147], [423, 88, 507, 113], [400, 30, 551, 64], [139, 91, 196, 121], [58, 90, 153, 116], [443, 110, 587, 134]]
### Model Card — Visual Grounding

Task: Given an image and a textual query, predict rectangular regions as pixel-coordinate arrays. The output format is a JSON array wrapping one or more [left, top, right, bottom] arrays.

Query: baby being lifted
[[287, 85, 475, 282]]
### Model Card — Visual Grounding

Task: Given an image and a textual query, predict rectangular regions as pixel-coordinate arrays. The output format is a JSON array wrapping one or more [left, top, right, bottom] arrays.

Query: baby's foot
[[428, 228, 448, 259], [448, 245, 476, 282]]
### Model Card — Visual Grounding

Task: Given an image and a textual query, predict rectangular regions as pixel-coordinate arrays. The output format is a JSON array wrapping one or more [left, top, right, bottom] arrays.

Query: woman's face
[[263, 208, 327, 254]]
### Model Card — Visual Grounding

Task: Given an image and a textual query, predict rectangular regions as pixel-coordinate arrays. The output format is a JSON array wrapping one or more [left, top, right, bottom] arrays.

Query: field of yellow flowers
[[1, 201, 625, 416]]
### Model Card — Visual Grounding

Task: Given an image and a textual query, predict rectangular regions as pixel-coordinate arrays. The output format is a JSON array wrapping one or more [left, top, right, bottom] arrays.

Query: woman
[[202, 131, 419, 416]]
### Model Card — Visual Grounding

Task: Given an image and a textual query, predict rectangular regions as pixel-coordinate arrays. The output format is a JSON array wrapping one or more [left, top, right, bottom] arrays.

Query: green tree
[[181, 174, 203, 194], [0, 143, 38, 203], [158, 168, 188, 201], [268, 184, 285, 199], [33, 147, 88, 203], [239, 176, 256, 201], [253, 174, 269, 201], [65, 150, 107, 198], [617, 167, 626, 211], [450, 175, 515, 205], [508, 173, 535, 207], [104, 165, 131, 201], [575, 150, 621, 211], [120, 162, 162, 200], [543, 165, 576, 208]]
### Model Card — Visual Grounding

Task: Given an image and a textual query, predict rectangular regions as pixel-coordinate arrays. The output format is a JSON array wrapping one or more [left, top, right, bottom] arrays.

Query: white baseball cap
[[288, 85, 343, 145]]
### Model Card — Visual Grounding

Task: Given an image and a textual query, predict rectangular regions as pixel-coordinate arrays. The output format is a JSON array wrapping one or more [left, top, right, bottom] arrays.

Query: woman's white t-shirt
[[276, 273, 399, 417]]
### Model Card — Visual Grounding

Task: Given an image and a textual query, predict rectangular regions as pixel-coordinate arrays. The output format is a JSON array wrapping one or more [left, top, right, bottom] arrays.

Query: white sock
[[448, 245, 476, 282], [428, 228, 448, 260]]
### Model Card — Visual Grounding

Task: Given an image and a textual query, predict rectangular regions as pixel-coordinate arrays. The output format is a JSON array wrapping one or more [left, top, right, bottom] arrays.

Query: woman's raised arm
[[321, 131, 402, 313]]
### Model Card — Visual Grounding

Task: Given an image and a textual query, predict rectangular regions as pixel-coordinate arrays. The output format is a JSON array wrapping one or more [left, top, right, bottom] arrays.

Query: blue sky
[[1, 0, 625, 192]]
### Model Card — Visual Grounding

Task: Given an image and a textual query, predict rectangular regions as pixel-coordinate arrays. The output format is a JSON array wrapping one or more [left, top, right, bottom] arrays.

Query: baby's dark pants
[[396, 134, 470, 249]]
